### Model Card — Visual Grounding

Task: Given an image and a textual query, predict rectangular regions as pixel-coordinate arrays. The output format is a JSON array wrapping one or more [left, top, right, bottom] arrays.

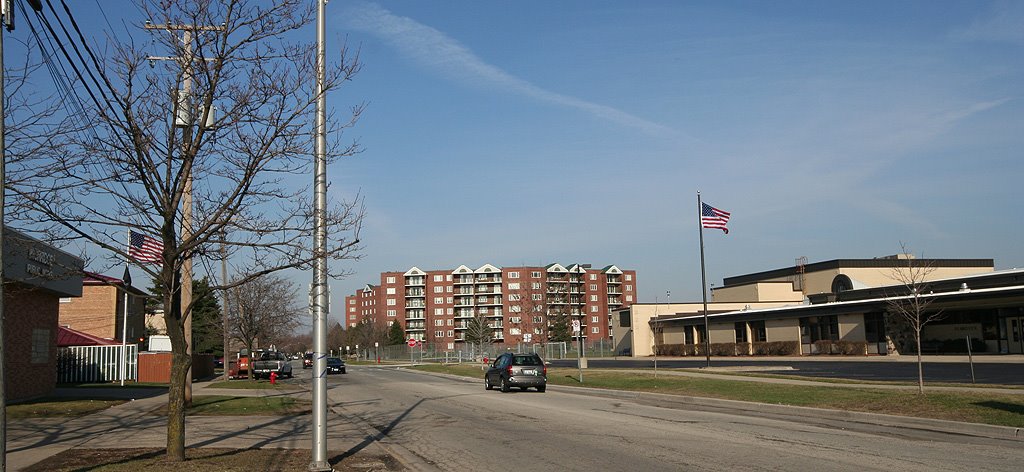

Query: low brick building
[[58, 273, 148, 346], [3, 228, 84, 401]]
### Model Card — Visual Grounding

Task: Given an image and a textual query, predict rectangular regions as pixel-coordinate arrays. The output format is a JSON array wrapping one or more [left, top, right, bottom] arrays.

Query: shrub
[[709, 342, 739, 356]]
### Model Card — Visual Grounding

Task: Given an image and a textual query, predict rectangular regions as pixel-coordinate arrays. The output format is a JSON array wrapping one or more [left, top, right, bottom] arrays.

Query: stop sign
[[407, 338, 417, 347]]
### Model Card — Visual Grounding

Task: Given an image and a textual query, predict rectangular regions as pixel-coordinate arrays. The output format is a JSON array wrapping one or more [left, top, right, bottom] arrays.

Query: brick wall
[[59, 284, 146, 342], [4, 283, 59, 401]]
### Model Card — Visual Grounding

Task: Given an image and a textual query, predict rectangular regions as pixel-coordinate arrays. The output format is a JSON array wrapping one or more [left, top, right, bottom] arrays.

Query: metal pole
[[309, 1, 331, 469], [0, 15, 8, 472], [697, 192, 711, 368], [966, 336, 976, 384], [121, 277, 129, 386]]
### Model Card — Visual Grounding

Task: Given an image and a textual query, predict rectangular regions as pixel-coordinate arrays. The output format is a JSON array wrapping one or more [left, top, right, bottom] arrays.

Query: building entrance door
[[1008, 317, 1024, 354]]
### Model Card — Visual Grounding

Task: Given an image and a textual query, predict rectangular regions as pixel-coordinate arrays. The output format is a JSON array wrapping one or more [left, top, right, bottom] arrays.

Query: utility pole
[[221, 230, 230, 381], [145, 21, 223, 406], [309, 0, 332, 470]]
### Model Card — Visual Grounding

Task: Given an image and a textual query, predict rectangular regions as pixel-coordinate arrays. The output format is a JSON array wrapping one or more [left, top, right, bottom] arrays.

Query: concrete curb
[[394, 366, 1023, 442]]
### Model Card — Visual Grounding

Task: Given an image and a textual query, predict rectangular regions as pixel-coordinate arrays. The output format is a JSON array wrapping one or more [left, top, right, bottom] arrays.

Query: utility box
[[148, 335, 172, 352]]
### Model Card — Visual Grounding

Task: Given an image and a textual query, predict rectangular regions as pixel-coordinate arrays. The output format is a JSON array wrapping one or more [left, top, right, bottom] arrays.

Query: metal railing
[[57, 345, 138, 383]]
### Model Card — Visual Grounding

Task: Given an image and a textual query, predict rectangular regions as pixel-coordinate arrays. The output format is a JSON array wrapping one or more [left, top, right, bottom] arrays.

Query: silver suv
[[484, 353, 547, 393]]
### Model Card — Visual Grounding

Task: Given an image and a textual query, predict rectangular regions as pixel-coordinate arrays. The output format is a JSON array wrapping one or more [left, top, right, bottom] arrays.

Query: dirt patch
[[23, 447, 405, 471]]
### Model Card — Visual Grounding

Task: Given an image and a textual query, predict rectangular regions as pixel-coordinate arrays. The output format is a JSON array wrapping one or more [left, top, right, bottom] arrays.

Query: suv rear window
[[512, 355, 542, 366]]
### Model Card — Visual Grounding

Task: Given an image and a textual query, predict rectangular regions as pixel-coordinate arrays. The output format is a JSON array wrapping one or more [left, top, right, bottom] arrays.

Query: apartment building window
[[626, 295, 633, 302], [625, 274, 632, 281], [386, 287, 396, 295], [510, 305, 521, 312], [447, 308, 454, 315], [534, 327, 543, 335], [434, 286, 443, 293], [349, 299, 355, 305], [590, 284, 597, 291], [387, 276, 395, 284], [591, 305, 598, 313], [508, 282, 520, 290], [591, 316, 599, 323], [387, 310, 396, 317], [533, 315, 544, 324], [447, 297, 453, 303], [508, 294, 521, 301], [447, 330, 455, 337], [434, 297, 443, 304], [508, 271, 520, 279], [447, 286, 453, 293], [531, 282, 541, 290], [387, 299, 396, 306], [531, 271, 541, 278], [435, 319, 444, 326], [447, 319, 453, 326], [532, 294, 542, 301], [626, 285, 633, 292], [434, 308, 443, 315], [434, 274, 443, 282], [435, 330, 444, 338], [350, 314, 357, 320], [349, 307, 355, 313], [590, 274, 597, 281], [591, 327, 600, 334]]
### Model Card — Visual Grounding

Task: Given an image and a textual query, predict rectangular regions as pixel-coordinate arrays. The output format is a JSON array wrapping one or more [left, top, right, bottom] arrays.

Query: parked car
[[303, 352, 313, 369], [484, 352, 546, 392], [251, 351, 294, 379], [326, 357, 346, 374]]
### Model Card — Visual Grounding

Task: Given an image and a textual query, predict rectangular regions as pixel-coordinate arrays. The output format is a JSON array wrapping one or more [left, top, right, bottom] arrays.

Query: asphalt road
[[319, 366, 1024, 471], [546, 358, 1024, 385]]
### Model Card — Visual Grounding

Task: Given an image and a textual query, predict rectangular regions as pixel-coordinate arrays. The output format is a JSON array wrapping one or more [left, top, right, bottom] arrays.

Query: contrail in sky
[[345, 2, 676, 137]]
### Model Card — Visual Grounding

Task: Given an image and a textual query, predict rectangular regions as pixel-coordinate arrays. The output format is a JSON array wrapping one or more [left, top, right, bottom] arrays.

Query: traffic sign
[[407, 338, 417, 347]]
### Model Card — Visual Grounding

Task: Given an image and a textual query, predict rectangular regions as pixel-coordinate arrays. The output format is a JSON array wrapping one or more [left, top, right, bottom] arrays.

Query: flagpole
[[697, 192, 711, 368], [121, 231, 130, 386]]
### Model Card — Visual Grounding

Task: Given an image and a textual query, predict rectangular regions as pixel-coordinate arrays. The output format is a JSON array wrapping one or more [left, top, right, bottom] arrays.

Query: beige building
[[612, 256, 1022, 357], [59, 273, 148, 345]]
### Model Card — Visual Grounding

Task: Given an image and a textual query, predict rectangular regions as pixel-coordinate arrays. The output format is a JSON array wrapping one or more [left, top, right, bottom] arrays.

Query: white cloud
[[952, 1, 1024, 44], [344, 2, 675, 137]]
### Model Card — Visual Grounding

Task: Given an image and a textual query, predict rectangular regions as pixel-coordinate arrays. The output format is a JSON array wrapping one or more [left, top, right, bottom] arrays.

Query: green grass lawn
[[205, 380, 300, 390], [149, 395, 309, 416], [413, 363, 1024, 427], [6, 398, 126, 418]]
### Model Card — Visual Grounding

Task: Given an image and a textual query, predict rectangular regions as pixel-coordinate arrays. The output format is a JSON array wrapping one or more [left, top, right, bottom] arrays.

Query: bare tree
[[464, 311, 493, 359], [885, 243, 944, 394], [6, 1, 364, 461], [230, 274, 303, 355], [506, 278, 549, 346]]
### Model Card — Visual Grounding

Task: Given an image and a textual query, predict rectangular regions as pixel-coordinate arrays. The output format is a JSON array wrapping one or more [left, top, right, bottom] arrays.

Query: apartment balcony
[[607, 289, 622, 295], [606, 276, 621, 284], [454, 276, 474, 285], [405, 289, 425, 297], [474, 286, 502, 294], [607, 297, 622, 305], [406, 301, 426, 309], [454, 299, 474, 307], [476, 297, 502, 306], [405, 277, 425, 287], [406, 326, 425, 332], [475, 276, 501, 284], [455, 287, 474, 295], [454, 310, 475, 319]]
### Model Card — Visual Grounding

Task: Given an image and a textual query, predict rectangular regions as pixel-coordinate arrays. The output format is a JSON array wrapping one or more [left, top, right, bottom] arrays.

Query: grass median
[[412, 363, 1024, 427]]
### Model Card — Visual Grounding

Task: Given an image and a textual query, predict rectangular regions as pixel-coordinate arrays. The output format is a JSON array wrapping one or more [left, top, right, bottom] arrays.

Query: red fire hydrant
[[269, 372, 278, 385]]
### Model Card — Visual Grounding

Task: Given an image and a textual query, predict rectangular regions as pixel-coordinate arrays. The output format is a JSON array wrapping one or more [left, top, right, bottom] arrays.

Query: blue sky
[[64, 1, 1023, 323], [326, 1, 1023, 309]]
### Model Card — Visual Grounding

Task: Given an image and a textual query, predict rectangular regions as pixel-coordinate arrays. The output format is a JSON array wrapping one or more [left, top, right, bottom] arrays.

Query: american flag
[[701, 202, 731, 234], [129, 230, 163, 263]]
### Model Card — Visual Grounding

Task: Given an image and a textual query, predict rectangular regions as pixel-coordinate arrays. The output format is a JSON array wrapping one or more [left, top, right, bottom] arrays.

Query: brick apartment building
[[344, 263, 637, 350], [58, 273, 148, 346], [3, 228, 84, 401]]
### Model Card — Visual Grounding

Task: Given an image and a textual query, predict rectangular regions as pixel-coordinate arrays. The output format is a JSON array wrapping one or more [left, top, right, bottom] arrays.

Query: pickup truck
[[250, 351, 294, 379]]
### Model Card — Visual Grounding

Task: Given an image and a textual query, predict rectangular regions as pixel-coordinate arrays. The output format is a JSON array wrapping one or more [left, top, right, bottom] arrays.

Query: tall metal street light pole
[[309, 0, 331, 470]]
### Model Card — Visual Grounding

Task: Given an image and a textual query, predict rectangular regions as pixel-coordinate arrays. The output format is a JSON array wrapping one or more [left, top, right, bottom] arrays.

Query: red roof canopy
[[57, 326, 120, 347]]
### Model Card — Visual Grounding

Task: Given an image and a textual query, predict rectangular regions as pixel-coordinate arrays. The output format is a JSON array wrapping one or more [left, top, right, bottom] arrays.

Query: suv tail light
[[542, 364, 547, 376], [507, 364, 513, 376]]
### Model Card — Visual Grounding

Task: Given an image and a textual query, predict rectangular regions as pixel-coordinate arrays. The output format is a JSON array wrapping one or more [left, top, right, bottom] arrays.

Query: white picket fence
[[57, 345, 138, 383]]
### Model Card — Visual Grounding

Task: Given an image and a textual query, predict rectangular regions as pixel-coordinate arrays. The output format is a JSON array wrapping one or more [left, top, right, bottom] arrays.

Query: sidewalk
[[5, 380, 387, 471]]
